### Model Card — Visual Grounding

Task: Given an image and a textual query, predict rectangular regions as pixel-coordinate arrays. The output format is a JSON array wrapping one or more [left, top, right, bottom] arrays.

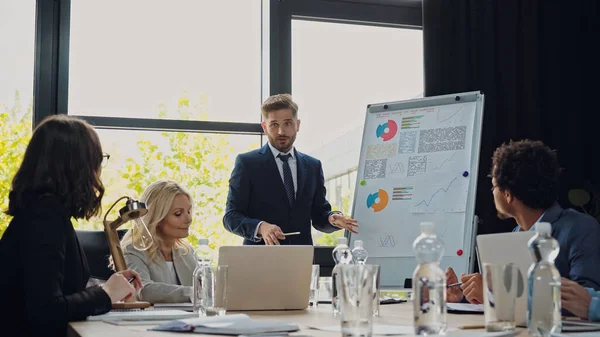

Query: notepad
[[151, 314, 299, 335], [447, 303, 484, 314], [87, 309, 196, 322], [153, 302, 194, 311]]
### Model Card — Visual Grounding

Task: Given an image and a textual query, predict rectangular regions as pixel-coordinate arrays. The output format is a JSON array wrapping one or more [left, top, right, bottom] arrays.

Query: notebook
[[87, 309, 196, 322], [151, 313, 299, 335]]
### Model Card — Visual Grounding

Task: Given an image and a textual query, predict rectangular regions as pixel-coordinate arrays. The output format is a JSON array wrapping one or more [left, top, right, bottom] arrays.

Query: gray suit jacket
[[124, 244, 196, 303]]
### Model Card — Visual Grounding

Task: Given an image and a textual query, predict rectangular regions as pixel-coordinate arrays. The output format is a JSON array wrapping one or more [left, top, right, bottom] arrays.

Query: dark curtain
[[423, 0, 600, 236]]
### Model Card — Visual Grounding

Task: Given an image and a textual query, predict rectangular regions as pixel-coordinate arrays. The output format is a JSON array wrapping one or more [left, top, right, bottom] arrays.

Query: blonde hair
[[261, 94, 298, 120], [120, 180, 193, 262]]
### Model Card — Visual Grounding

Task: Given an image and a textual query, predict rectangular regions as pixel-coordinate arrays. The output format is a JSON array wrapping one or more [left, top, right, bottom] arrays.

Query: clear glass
[[527, 228, 562, 337], [196, 265, 228, 316], [338, 265, 377, 337], [309, 265, 320, 307], [68, 0, 262, 122], [483, 263, 517, 332], [372, 265, 381, 317], [320, 277, 333, 302]]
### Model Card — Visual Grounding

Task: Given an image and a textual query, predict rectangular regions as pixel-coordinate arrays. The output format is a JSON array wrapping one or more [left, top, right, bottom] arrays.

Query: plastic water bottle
[[352, 240, 368, 265], [527, 222, 561, 336], [412, 222, 447, 335], [192, 238, 213, 313], [331, 237, 354, 315]]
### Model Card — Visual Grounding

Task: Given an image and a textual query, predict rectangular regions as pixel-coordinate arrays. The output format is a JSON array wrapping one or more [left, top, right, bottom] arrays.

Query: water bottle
[[352, 240, 368, 265], [331, 237, 354, 315], [412, 222, 447, 335], [527, 222, 561, 336], [192, 238, 213, 313]]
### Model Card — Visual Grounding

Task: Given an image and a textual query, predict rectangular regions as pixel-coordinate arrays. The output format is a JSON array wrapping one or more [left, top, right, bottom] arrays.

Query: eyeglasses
[[101, 152, 110, 168]]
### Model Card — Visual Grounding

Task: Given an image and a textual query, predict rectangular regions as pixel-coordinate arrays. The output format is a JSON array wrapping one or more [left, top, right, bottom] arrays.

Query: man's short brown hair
[[261, 94, 298, 120]]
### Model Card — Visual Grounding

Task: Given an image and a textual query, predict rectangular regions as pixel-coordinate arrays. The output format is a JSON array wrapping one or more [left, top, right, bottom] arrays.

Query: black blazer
[[223, 144, 339, 245], [0, 194, 111, 337]]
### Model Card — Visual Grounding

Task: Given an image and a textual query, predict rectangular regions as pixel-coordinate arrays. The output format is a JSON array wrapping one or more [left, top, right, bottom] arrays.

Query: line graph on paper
[[412, 175, 469, 213], [436, 104, 471, 125], [387, 161, 406, 177], [428, 151, 460, 172]]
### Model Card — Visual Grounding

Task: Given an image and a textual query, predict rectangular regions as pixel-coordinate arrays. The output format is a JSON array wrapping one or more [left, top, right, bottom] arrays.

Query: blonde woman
[[121, 180, 196, 303]]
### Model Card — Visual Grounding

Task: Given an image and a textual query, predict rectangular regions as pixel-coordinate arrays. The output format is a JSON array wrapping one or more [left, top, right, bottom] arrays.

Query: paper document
[[560, 319, 600, 333], [153, 302, 194, 311], [87, 309, 196, 322], [446, 303, 484, 313], [308, 324, 413, 335], [152, 313, 299, 335]]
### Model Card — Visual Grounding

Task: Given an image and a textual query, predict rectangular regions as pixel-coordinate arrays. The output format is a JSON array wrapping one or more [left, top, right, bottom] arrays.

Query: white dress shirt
[[267, 142, 298, 195], [254, 143, 298, 240]]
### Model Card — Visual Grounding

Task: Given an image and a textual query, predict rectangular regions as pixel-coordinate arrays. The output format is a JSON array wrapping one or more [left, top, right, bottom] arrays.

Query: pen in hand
[[447, 282, 462, 288]]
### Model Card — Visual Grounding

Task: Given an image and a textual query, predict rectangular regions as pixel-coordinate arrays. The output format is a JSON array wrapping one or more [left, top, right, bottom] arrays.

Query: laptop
[[476, 231, 536, 327], [218, 245, 314, 311]]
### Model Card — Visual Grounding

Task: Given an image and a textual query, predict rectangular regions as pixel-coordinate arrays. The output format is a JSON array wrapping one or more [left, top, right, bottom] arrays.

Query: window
[[68, 0, 263, 123], [0, 0, 36, 238], [76, 129, 261, 248], [291, 20, 423, 244]]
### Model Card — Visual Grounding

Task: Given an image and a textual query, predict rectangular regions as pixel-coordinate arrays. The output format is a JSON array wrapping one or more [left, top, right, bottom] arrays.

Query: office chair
[[75, 229, 128, 280], [313, 246, 335, 277]]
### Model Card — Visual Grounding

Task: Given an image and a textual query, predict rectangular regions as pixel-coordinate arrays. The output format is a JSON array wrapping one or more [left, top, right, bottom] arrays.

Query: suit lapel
[[259, 144, 291, 208], [295, 149, 307, 202], [173, 248, 193, 286]]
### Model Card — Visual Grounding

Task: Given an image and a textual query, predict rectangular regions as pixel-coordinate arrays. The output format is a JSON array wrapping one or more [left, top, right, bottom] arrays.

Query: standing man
[[223, 94, 358, 245], [447, 139, 600, 304]]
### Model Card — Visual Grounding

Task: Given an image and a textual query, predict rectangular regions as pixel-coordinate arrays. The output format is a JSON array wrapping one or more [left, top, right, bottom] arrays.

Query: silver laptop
[[218, 245, 314, 311], [476, 231, 536, 327]]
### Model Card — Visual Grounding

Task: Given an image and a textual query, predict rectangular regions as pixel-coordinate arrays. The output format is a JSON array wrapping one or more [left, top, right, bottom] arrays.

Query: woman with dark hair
[[0, 115, 143, 337]]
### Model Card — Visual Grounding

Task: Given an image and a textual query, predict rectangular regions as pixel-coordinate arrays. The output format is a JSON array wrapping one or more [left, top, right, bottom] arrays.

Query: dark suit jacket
[[223, 144, 339, 245], [0, 193, 112, 337], [514, 203, 600, 290]]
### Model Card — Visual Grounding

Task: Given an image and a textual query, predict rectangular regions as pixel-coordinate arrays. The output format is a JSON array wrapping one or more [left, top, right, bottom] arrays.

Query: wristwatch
[[329, 211, 343, 225]]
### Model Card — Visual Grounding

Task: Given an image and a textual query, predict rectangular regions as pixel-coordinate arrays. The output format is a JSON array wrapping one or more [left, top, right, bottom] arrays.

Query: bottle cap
[[337, 237, 348, 245], [198, 238, 209, 245], [354, 240, 363, 248], [536, 222, 552, 236], [420, 222, 435, 234]]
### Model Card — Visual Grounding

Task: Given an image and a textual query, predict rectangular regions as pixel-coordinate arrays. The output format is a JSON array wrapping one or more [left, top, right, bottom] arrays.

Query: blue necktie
[[278, 154, 295, 206]]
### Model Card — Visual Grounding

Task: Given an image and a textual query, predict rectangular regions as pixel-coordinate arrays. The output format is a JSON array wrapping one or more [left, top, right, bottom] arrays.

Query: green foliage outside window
[[1, 92, 346, 248]]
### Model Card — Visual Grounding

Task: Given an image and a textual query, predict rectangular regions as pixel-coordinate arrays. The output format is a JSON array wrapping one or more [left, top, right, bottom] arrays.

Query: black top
[[0, 193, 112, 337]]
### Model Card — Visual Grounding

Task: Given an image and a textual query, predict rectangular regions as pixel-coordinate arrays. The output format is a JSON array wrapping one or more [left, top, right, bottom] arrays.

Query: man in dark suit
[[223, 94, 358, 245]]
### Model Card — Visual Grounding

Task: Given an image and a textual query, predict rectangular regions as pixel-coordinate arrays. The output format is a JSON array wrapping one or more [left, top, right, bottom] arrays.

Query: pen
[[447, 282, 462, 288], [283, 232, 301, 236], [128, 277, 135, 284]]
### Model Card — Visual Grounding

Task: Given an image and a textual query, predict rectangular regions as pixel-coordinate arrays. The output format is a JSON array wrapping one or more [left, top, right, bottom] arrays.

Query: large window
[[76, 129, 260, 248], [0, 1, 36, 238], [69, 0, 262, 123], [291, 20, 423, 244]]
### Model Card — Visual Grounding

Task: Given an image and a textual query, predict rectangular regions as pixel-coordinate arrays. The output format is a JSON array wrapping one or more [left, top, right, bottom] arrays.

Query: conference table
[[68, 302, 530, 337]]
